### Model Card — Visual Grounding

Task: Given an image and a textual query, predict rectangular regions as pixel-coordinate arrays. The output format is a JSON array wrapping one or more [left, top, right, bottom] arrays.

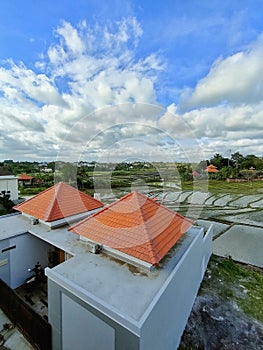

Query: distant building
[[18, 173, 35, 186], [42, 168, 53, 173], [0, 183, 213, 350], [0, 167, 18, 201], [205, 164, 219, 173]]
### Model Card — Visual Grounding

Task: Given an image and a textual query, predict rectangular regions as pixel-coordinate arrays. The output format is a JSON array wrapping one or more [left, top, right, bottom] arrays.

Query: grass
[[239, 270, 263, 322], [202, 255, 263, 322], [19, 187, 47, 195], [182, 179, 263, 195]]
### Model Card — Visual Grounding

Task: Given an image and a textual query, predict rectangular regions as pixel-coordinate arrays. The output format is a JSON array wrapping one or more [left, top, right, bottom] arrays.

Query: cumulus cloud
[[181, 34, 263, 110], [158, 33, 263, 159], [0, 61, 65, 106], [159, 101, 263, 159], [1, 16, 263, 162], [0, 18, 165, 161]]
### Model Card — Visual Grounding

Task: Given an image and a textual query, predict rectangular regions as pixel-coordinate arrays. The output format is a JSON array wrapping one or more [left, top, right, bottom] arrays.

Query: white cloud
[[157, 33, 263, 159], [181, 34, 263, 110], [0, 18, 164, 161], [158, 101, 263, 159], [0, 61, 65, 106], [1, 16, 263, 162], [56, 21, 85, 55]]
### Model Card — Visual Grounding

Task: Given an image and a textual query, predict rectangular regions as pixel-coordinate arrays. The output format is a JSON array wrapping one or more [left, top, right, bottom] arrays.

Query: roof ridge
[[68, 192, 132, 231], [133, 191, 163, 262], [13, 183, 56, 210], [45, 182, 63, 221], [132, 191, 149, 230], [78, 188, 103, 206], [143, 191, 193, 225], [131, 191, 193, 261]]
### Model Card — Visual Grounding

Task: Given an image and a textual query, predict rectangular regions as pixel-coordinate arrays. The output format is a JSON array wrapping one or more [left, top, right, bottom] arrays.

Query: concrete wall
[[47, 226, 213, 350], [0, 239, 10, 285], [0, 177, 18, 201], [62, 294, 115, 350], [48, 279, 140, 350], [0, 233, 54, 289], [140, 226, 213, 350]]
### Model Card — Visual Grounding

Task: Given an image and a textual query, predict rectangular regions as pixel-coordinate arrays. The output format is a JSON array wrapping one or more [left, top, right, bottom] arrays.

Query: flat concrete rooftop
[[0, 213, 200, 330]]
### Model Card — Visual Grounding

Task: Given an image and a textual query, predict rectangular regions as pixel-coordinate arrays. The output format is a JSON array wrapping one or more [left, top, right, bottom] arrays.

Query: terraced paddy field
[[144, 180, 263, 226], [97, 180, 263, 349]]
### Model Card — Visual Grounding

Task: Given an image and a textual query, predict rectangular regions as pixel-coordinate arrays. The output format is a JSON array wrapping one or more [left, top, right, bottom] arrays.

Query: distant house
[[0, 184, 213, 350], [0, 167, 18, 201], [41, 168, 53, 173], [18, 173, 35, 186], [205, 164, 219, 173]]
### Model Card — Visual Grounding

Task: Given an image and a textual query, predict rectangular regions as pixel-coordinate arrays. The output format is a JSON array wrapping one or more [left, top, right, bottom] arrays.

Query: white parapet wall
[[140, 225, 213, 350]]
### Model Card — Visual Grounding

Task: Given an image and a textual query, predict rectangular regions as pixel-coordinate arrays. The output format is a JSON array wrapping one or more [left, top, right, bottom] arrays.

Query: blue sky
[[1, 0, 263, 163]]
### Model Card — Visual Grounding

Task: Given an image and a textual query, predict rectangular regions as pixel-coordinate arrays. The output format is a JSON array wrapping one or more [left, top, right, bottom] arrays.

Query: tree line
[[1, 152, 263, 189]]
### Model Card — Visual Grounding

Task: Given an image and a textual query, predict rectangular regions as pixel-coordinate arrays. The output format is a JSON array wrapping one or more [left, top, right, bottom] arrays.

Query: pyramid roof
[[69, 191, 193, 265], [13, 182, 103, 222], [205, 164, 219, 173]]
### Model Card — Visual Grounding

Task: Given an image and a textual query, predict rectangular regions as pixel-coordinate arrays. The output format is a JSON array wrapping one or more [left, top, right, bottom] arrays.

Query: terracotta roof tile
[[205, 164, 219, 173], [18, 173, 34, 180], [13, 182, 104, 222], [69, 191, 193, 265]]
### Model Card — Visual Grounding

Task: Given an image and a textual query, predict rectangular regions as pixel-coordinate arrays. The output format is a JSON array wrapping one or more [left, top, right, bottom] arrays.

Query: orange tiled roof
[[18, 173, 34, 180], [13, 182, 104, 222], [205, 164, 219, 173], [69, 191, 193, 265]]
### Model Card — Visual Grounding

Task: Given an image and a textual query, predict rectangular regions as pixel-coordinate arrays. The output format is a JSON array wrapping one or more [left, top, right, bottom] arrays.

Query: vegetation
[[19, 187, 47, 195], [1, 152, 263, 196], [182, 178, 263, 195], [201, 255, 263, 322], [0, 192, 15, 215]]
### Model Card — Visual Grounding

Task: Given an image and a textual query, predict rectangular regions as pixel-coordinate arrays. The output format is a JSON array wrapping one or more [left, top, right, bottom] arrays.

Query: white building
[[0, 183, 213, 350], [0, 175, 18, 201]]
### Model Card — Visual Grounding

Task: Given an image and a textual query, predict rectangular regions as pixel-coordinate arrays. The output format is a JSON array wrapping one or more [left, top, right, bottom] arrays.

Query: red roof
[[18, 173, 34, 180], [205, 164, 219, 173], [69, 191, 193, 265], [13, 182, 104, 222]]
